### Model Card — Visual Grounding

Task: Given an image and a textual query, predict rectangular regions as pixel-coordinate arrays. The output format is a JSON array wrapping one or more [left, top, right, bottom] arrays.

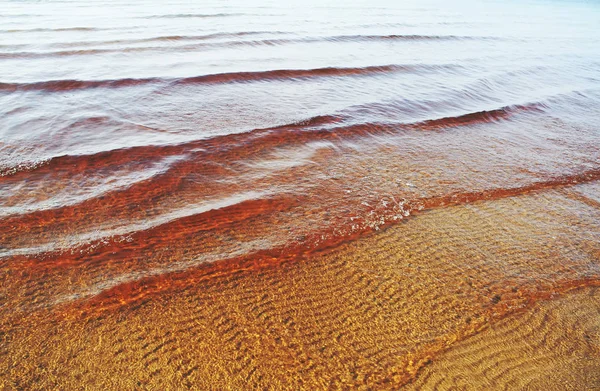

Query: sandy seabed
[[2, 181, 600, 390]]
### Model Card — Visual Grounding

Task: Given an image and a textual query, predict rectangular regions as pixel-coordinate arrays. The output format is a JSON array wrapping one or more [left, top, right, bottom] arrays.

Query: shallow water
[[1, 0, 600, 389]]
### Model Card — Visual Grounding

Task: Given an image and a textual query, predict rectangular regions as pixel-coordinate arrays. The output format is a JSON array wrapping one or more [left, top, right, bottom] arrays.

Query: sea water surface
[[1, 0, 600, 389]]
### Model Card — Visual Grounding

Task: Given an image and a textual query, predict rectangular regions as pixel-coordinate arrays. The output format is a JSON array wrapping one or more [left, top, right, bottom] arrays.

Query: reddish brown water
[[1, 0, 600, 389]]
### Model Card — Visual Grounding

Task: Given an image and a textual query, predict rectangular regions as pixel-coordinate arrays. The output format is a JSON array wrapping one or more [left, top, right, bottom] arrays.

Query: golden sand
[[1, 183, 600, 389], [406, 287, 600, 390]]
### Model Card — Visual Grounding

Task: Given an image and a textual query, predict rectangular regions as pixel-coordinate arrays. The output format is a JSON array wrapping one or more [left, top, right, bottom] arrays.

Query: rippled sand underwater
[[1, 0, 600, 389]]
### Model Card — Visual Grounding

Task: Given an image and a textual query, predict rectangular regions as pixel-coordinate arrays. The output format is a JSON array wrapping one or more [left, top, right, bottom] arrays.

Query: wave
[[0, 34, 486, 59], [0, 154, 186, 218], [0, 64, 432, 92], [129, 33, 474, 45], [43, 31, 291, 48], [417, 168, 600, 210], [409, 103, 547, 130], [0, 13, 42, 18], [140, 13, 246, 19], [0, 27, 100, 33], [3, 162, 599, 263], [0, 101, 539, 180], [0, 190, 276, 259], [326, 34, 491, 42]]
